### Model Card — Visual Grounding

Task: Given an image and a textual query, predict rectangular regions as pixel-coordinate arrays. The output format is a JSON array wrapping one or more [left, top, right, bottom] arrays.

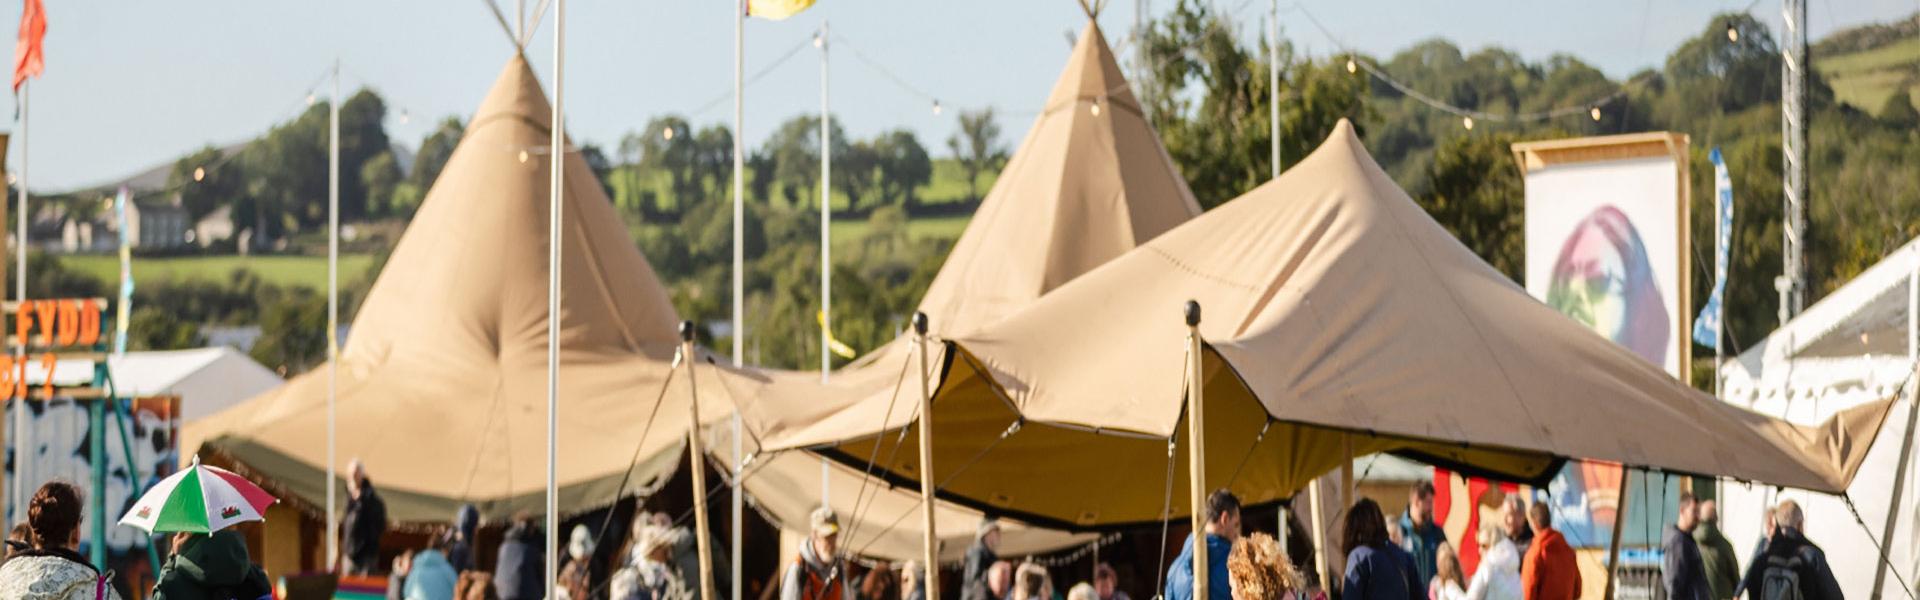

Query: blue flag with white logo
[[1692, 149, 1732, 349]]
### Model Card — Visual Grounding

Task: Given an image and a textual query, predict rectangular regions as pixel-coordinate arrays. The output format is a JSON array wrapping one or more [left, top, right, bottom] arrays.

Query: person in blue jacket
[[1165, 490, 1242, 600], [1343, 498, 1421, 600]]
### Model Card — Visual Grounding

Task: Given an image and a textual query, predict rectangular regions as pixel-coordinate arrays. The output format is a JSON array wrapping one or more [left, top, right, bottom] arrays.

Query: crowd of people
[[0, 461, 1857, 600]]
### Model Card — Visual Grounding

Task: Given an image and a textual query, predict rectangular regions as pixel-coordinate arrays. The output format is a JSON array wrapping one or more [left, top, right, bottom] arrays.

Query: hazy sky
[[5, 0, 1915, 191]]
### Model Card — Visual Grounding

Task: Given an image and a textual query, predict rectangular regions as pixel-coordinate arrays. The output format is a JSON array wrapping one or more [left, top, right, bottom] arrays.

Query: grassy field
[[828, 214, 972, 251], [1815, 36, 1920, 114], [60, 254, 377, 291]]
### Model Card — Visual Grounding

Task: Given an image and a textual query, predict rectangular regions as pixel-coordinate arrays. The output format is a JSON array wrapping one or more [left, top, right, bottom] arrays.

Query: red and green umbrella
[[118, 456, 277, 533]]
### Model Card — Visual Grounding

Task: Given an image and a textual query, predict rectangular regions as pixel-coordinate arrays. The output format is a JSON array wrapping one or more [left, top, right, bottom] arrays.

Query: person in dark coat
[[1341, 498, 1420, 600], [494, 515, 547, 600], [1661, 493, 1708, 600], [151, 530, 273, 600], [342, 459, 389, 575], [1738, 501, 1842, 600], [445, 504, 481, 573]]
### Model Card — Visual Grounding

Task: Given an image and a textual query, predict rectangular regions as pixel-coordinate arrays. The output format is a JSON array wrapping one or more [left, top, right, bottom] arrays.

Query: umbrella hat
[[119, 456, 277, 533]]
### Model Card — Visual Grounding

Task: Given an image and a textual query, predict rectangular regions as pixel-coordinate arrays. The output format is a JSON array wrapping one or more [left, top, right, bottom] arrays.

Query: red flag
[[13, 0, 45, 92]]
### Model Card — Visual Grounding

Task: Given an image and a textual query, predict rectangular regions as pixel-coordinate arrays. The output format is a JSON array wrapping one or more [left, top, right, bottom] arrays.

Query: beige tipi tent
[[748, 120, 1891, 529], [728, 21, 1197, 555], [184, 55, 736, 523]]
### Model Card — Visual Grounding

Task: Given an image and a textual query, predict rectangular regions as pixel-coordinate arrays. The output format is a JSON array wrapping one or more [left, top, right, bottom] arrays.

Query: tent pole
[[1308, 482, 1329, 590], [545, 2, 565, 599], [915, 312, 940, 600], [1602, 465, 1631, 600], [732, 412, 743, 600], [818, 20, 831, 386], [1872, 252, 1920, 599], [12, 82, 26, 524], [684, 322, 718, 600], [1183, 301, 1207, 600]]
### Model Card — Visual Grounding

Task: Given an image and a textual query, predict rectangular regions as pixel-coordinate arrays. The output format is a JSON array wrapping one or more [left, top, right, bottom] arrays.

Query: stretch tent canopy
[[184, 55, 735, 523], [729, 21, 1199, 553], [751, 120, 1892, 530]]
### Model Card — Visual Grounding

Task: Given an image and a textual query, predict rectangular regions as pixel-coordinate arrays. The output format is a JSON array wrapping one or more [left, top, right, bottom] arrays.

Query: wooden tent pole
[[915, 312, 940, 600], [1184, 301, 1208, 600], [683, 322, 718, 600], [1602, 465, 1631, 600]]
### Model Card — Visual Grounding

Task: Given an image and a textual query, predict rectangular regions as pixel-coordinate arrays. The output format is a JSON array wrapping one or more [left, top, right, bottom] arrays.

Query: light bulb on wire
[[663, 127, 675, 141], [518, 150, 530, 164], [1346, 57, 1357, 74], [1462, 116, 1474, 130], [1090, 100, 1101, 116], [306, 93, 316, 107], [1727, 26, 1739, 43], [931, 100, 942, 116], [1590, 107, 1602, 121], [193, 167, 206, 182], [398, 110, 410, 125]]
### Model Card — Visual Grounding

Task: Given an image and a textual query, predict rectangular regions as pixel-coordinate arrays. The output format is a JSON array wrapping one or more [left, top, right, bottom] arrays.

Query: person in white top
[[1465, 497, 1527, 600]]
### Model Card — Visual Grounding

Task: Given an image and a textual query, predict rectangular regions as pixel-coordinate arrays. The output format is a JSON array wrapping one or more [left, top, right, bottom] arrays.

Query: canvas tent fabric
[[754, 120, 1892, 530], [729, 21, 1198, 552], [1718, 238, 1918, 600], [183, 55, 734, 523]]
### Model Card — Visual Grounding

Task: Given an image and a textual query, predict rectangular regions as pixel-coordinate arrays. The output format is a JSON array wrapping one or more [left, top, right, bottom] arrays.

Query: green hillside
[[1814, 13, 1920, 114]]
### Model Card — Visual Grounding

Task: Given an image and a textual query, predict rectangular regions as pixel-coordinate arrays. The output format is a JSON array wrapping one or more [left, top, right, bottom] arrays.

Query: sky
[[4, 0, 1915, 192]]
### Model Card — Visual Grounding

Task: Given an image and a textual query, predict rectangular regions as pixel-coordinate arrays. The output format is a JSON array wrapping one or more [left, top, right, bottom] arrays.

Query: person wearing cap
[[782, 506, 853, 600], [962, 520, 1001, 600]]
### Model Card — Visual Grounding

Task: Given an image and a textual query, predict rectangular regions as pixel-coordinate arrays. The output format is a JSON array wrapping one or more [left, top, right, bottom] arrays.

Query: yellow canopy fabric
[[184, 55, 737, 523], [750, 121, 1892, 529], [727, 22, 1199, 545]]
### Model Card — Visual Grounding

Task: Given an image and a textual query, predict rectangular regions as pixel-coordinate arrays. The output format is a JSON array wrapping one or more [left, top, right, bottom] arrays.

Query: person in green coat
[[1692, 500, 1740, 600], [151, 530, 273, 600]]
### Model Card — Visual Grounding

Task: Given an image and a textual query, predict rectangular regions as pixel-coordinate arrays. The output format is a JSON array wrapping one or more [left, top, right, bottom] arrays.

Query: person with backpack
[[1738, 501, 1842, 600], [0, 481, 122, 600], [151, 530, 274, 600], [781, 507, 853, 600]]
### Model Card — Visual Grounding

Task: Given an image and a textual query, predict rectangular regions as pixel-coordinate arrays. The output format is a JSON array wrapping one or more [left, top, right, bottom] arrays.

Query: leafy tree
[[945, 109, 1006, 204], [249, 288, 328, 374], [1879, 90, 1918, 128], [359, 150, 403, 218], [168, 146, 243, 223], [870, 130, 932, 211], [410, 116, 464, 191], [1417, 132, 1526, 279]]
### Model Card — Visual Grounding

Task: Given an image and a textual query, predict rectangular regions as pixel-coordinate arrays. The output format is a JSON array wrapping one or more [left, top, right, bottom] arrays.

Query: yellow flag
[[816, 310, 858, 359], [746, 0, 815, 20]]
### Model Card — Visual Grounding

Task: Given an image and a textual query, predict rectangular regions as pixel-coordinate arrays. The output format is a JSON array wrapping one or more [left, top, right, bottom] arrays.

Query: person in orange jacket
[[1519, 501, 1580, 600]]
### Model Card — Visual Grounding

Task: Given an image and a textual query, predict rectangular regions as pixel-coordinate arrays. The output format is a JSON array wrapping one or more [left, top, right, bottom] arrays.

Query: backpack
[[1757, 553, 1803, 600]]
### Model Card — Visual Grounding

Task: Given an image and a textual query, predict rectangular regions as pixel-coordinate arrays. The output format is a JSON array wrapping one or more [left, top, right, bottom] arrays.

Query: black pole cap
[[1184, 300, 1202, 327], [678, 320, 696, 343], [912, 311, 929, 335]]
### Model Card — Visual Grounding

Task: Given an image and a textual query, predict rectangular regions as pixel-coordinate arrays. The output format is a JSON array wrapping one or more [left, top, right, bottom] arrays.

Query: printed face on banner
[[1524, 151, 1686, 548], [1524, 155, 1683, 375]]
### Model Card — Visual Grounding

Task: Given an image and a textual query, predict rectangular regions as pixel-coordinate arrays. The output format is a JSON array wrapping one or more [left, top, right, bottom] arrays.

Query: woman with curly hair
[[0, 481, 121, 599], [1228, 533, 1304, 600]]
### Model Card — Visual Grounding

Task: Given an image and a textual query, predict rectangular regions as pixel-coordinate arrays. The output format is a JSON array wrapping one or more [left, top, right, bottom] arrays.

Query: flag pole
[[546, 1, 566, 600], [11, 80, 26, 522], [1268, 0, 1280, 178], [731, 4, 748, 597], [325, 58, 341, 572], [818, 20, 830, 385]]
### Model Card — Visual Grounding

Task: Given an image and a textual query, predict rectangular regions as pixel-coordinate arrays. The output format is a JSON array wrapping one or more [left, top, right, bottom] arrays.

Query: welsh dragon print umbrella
[[118, 456, 277, 533]]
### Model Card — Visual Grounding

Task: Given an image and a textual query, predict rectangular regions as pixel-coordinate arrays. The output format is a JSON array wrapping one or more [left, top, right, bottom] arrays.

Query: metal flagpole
[[326, 58, 341, 572], [1269, 0, 1280, 178], [1183, 301, 1208, 600], [818, 20, 835, 511], [11, 80, 26, 521], [818, 21, 831, 385], [914, 312, 940, 600], [684, 322, 719, 600], [547, 1, 566, 599], [731, 5, 749, 596], [731, 1, 745, 369]]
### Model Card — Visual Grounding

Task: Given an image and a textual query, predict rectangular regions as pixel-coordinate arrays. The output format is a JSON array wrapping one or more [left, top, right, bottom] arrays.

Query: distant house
[[193, 204, 233, 247], [128, 195, 191, 250]]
